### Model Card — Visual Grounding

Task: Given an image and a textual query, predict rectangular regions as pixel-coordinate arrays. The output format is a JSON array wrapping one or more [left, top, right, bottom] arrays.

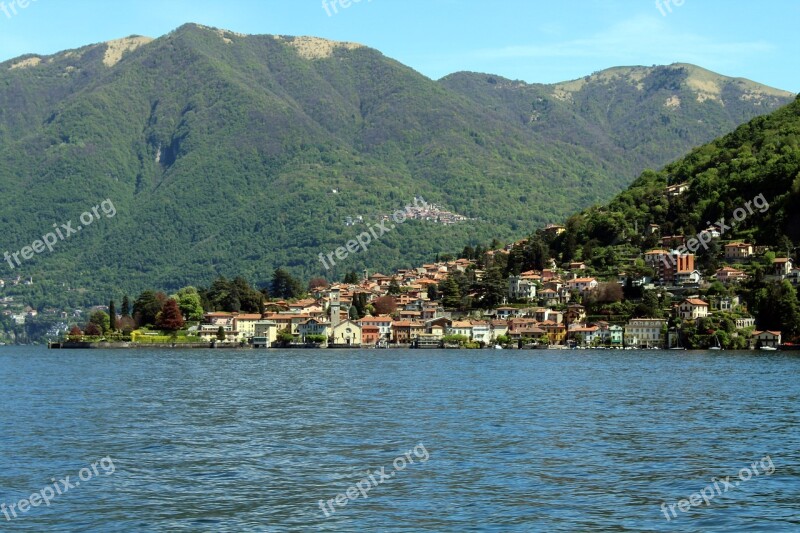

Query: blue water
[[1, 347, 798, 532]]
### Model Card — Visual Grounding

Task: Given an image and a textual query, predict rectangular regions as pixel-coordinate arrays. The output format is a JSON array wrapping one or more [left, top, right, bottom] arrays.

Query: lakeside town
[[44, 210, 800, 350]]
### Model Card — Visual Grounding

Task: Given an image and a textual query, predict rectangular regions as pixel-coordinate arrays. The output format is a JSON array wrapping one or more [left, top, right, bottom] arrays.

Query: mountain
[[0, 23, 793, 307], [441, 64, 795, 180]]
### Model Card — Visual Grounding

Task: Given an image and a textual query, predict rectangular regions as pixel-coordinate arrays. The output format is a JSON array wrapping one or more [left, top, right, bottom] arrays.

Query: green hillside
[[0, 24, 793, 308], [535, 94, 800, 266]]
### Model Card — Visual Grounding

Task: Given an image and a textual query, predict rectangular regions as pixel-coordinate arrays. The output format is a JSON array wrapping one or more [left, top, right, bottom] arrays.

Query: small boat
[[760, 346, 778, 351], [494, 344, 503, 350], [709, 335, 722, 350]]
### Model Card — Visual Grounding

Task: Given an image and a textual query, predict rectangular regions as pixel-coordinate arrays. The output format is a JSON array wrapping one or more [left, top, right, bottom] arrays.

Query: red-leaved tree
[[156, 299, 185, 331], [373, 296, 397, 316]]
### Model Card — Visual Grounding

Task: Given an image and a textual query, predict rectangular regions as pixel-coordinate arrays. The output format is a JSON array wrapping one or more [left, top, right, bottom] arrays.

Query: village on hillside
[[186, 232, 797, 350]]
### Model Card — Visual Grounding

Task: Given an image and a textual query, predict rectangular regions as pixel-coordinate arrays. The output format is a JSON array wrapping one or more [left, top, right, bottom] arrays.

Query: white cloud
[[475, 15, 774, 70]]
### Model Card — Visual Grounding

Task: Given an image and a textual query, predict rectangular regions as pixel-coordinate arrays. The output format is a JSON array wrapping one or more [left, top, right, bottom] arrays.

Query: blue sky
[[1, 0, 798, 91]]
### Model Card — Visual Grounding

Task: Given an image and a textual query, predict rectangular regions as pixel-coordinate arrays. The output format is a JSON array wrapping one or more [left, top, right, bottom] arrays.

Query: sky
[[0, 0, 798, 92]]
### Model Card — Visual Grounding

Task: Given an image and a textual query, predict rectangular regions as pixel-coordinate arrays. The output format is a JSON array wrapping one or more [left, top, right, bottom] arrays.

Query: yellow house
[[253, 321, 278, 347], [233, 314, 266, 340]]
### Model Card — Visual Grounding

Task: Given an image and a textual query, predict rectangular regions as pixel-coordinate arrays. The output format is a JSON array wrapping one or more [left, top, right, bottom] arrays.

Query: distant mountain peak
[[550, 63, 794, 104], [171, 23, 366, 58]]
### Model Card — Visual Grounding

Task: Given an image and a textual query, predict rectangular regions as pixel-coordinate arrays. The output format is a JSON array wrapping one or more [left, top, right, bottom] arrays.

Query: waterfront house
[[296, 318, 330, 342], [752, 330, 781, 348], [540, 321, 566, 345], [359, 315, 393, 340], [330, 320, 362, 346], [252, 320, 278, 347], [624, 318, 667, 348], [448, 320, 474, 338], [233, 314, 266, 340], [392, 321, 424, 344], [470, 320, 492, 344], [361, 325, 380, 346], [490, 319, 509, 339], [507, 324, 547, 342]]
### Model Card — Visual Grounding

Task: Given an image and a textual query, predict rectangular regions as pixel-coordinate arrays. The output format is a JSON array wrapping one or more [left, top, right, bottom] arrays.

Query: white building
[[508, 275, 538, 301], [624, 318, 667, 348]]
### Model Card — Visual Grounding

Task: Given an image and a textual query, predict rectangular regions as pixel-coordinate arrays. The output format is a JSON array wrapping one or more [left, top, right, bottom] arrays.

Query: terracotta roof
[[683, 298, 709, 306]]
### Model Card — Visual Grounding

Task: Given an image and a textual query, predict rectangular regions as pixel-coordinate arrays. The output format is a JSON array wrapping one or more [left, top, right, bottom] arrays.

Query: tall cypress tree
[[121, 295, 130, 317], [109, 300, 117, 332]]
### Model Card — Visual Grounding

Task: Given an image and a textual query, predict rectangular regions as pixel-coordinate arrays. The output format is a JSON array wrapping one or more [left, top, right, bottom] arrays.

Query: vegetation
[[0, 24, 790, 309]]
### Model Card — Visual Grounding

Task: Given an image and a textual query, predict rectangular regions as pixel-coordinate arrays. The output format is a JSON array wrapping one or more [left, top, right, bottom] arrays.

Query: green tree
[[474, 267, 506, 308], [121, 295, 130, 318], [108, 300, 117, 332], [271, 268, 303, 299], [89, 310, 111, 334], [216, 325, 226, 341], [427, 284, 439, 301], [387, 278, 401, 295], [277, 327, 294, 345], [441, 277, 462, 309], [174, 287, 205, 321], [343, 271, 360, 284], [133, 291, 167, 327]]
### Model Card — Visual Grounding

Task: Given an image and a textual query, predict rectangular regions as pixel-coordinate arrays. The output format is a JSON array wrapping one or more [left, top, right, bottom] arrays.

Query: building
[[330, 320, 362, 346], [566, 277, 598, 295], [494, 306, 521, 320], [724, 243, 754, 261], [470, 321, 491, 344], [715, 266, 747, 284], [508, 275, 538, 301], [361, 325, 380, 346], [392, 321, 424, 344], [359, 315, 393, 340], [233, 314, 265, 341], [296, 318, 330, 342], [645, 249, 696, 285], [252, 320, 278, 347], [624, 318, 667, 348], [773, 258, 794, 277], [678, 299, 709, 321], [752, 330, 781, 348]]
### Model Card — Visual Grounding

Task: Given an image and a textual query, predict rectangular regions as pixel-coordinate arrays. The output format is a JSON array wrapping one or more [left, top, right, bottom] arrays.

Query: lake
[[1, 347, 798, 531]]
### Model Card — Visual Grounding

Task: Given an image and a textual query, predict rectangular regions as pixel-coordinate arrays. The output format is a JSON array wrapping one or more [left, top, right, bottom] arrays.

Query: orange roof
[[683, 298, 708, 306], [235, 314, 263, 320]]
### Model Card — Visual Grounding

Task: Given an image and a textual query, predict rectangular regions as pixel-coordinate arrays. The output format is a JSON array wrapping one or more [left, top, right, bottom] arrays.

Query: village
[[188, 231, 798, 350]]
